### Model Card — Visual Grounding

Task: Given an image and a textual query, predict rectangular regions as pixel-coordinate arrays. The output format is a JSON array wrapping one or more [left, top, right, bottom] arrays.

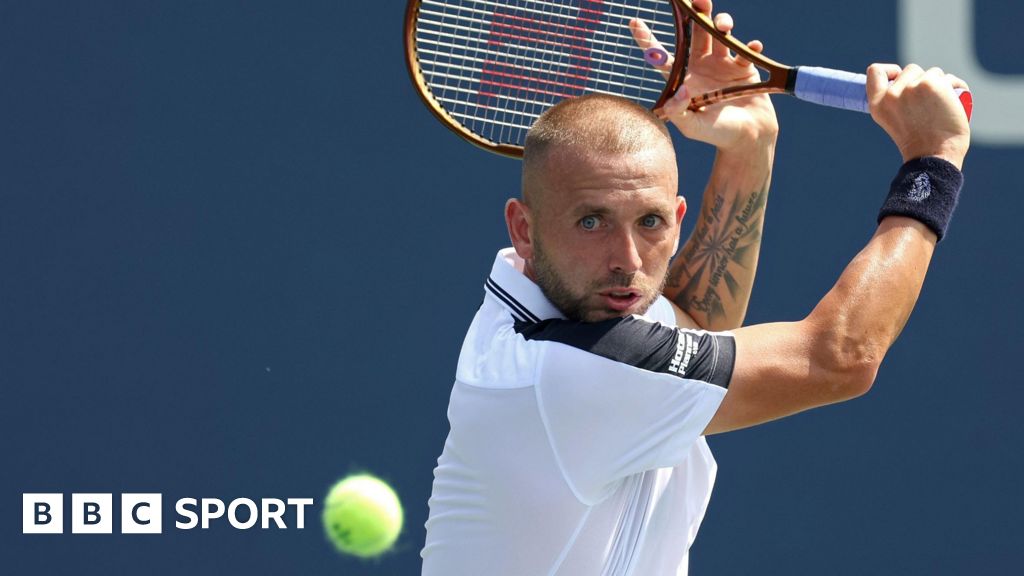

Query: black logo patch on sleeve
[[516, 316, 735, 388]]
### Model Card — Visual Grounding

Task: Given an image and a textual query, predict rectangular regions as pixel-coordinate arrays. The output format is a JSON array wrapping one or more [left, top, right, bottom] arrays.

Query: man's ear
[[672, 196, 688, 253], [505, 198, 534, 260]]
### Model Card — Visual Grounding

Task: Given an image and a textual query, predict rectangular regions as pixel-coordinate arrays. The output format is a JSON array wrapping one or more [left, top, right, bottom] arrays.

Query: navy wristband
[[877, 156, 963, 242]]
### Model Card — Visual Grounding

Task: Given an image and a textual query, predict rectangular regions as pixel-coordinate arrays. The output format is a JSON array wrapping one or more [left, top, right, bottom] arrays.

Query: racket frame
[[403, 0, 810, 157]]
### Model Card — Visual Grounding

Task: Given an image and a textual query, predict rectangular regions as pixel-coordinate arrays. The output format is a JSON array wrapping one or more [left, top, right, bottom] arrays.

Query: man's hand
[[867, 63, 971, 169], [629, 0, 778, 151]]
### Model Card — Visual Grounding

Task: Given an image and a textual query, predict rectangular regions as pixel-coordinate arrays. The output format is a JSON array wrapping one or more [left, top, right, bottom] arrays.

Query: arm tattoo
[[669, 179, 769, 324]]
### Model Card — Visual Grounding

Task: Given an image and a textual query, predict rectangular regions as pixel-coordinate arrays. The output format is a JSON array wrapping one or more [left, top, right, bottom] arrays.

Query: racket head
[[405, 0, 690, 158]]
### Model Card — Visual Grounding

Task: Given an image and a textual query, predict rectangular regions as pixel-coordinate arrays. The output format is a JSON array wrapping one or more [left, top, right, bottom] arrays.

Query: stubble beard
[[530, 237, 668, 322]]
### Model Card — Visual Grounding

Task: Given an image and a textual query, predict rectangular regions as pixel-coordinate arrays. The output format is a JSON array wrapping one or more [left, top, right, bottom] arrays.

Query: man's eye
[[641, 215, 662, 228], [580, 216, 600, 230]]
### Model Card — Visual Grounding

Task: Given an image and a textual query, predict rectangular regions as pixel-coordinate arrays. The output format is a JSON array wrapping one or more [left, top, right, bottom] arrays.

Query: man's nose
[[608, 227, 643, 274]]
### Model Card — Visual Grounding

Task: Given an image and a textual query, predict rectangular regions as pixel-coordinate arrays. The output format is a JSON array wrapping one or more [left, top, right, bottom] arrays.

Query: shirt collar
[[485, 248, 565, 323]]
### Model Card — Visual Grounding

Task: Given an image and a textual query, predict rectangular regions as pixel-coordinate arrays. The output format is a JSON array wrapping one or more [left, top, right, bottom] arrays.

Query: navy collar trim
[[485, 277, 540, 323]]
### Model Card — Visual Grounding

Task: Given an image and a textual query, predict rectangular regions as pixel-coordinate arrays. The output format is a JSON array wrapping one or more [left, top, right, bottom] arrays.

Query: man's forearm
[[666, 137, 775, 331]]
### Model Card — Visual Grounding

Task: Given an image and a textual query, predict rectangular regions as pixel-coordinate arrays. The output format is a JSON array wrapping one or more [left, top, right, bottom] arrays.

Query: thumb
[[658, 86, 691, 127]]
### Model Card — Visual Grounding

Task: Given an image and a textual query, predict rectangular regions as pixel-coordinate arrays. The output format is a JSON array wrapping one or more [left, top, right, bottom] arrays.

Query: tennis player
[[421, 11, 971, 576]]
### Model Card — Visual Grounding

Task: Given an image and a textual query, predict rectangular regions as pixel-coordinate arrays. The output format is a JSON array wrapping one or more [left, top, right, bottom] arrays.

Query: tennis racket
[[404, 0, 973, 158]]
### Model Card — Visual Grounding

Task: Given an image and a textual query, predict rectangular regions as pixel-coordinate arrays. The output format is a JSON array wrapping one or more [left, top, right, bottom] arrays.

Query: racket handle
[[792, 66, 973, 121]]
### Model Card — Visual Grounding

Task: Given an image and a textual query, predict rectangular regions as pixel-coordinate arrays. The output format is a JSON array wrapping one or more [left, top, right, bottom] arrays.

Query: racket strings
[[416, 14, 658, 81], [416, 20, 664, 93], [414, 0, 677, 148], [420, 0, 674, 47]]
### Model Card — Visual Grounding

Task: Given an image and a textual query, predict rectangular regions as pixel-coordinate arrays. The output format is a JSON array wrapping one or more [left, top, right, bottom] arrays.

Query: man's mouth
[[598, 289, 642, 312]]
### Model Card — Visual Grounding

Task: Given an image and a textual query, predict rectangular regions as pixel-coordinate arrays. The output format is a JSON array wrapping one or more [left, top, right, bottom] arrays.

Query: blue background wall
[[3, 1, 1021, 573]]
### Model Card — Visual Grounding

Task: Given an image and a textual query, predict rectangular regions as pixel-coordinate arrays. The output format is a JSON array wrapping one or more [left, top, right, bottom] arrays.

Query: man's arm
[[665, 135, 774, 331], [704, 63, 971, 435], [632, 1, 778, 331]]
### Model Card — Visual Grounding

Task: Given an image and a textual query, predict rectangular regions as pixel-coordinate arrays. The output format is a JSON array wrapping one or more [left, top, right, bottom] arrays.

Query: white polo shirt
[[422, 248, 734, 576]]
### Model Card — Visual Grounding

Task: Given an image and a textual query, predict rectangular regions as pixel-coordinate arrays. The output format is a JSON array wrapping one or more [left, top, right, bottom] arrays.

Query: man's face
[[524, 145, 684, 322]]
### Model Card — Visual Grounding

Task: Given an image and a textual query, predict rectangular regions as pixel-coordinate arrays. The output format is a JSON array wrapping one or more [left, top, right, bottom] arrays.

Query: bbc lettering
[[23, 494, 313, 534]]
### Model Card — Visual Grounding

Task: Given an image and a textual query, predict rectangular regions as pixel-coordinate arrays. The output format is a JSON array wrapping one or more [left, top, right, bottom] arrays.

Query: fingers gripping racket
[[405, 0, 973, 158]]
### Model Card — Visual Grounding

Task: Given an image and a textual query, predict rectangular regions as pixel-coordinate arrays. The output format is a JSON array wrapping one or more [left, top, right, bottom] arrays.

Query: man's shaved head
[[505, 93, 685, 321], [522, 94, 675, 206]]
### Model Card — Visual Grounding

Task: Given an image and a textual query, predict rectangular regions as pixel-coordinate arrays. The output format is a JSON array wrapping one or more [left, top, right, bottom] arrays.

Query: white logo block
[[72, 493, 113, 534], [121, 493, 162, 534], [23, 493, 63, 534]]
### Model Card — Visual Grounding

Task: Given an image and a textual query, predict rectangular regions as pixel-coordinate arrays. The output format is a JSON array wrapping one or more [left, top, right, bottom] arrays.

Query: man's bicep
[[536, 345, 726, 503], [703, 321, 855, 435], [520, 317, 732, 501]]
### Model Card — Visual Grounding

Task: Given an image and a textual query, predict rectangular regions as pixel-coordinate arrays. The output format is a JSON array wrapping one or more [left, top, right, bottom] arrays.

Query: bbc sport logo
[[22, 493, 314, 534]]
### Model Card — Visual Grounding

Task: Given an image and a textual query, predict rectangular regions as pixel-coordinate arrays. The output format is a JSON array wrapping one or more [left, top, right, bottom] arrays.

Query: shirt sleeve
[[516, 315, 734, 505]]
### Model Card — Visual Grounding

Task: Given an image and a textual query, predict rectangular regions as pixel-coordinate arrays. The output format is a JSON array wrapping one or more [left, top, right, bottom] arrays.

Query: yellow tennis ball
[[322, 474, 403, 558]]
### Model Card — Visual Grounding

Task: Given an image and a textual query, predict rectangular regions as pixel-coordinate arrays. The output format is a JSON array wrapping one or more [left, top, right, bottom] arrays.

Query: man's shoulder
[[455, 297, 541, 390]]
